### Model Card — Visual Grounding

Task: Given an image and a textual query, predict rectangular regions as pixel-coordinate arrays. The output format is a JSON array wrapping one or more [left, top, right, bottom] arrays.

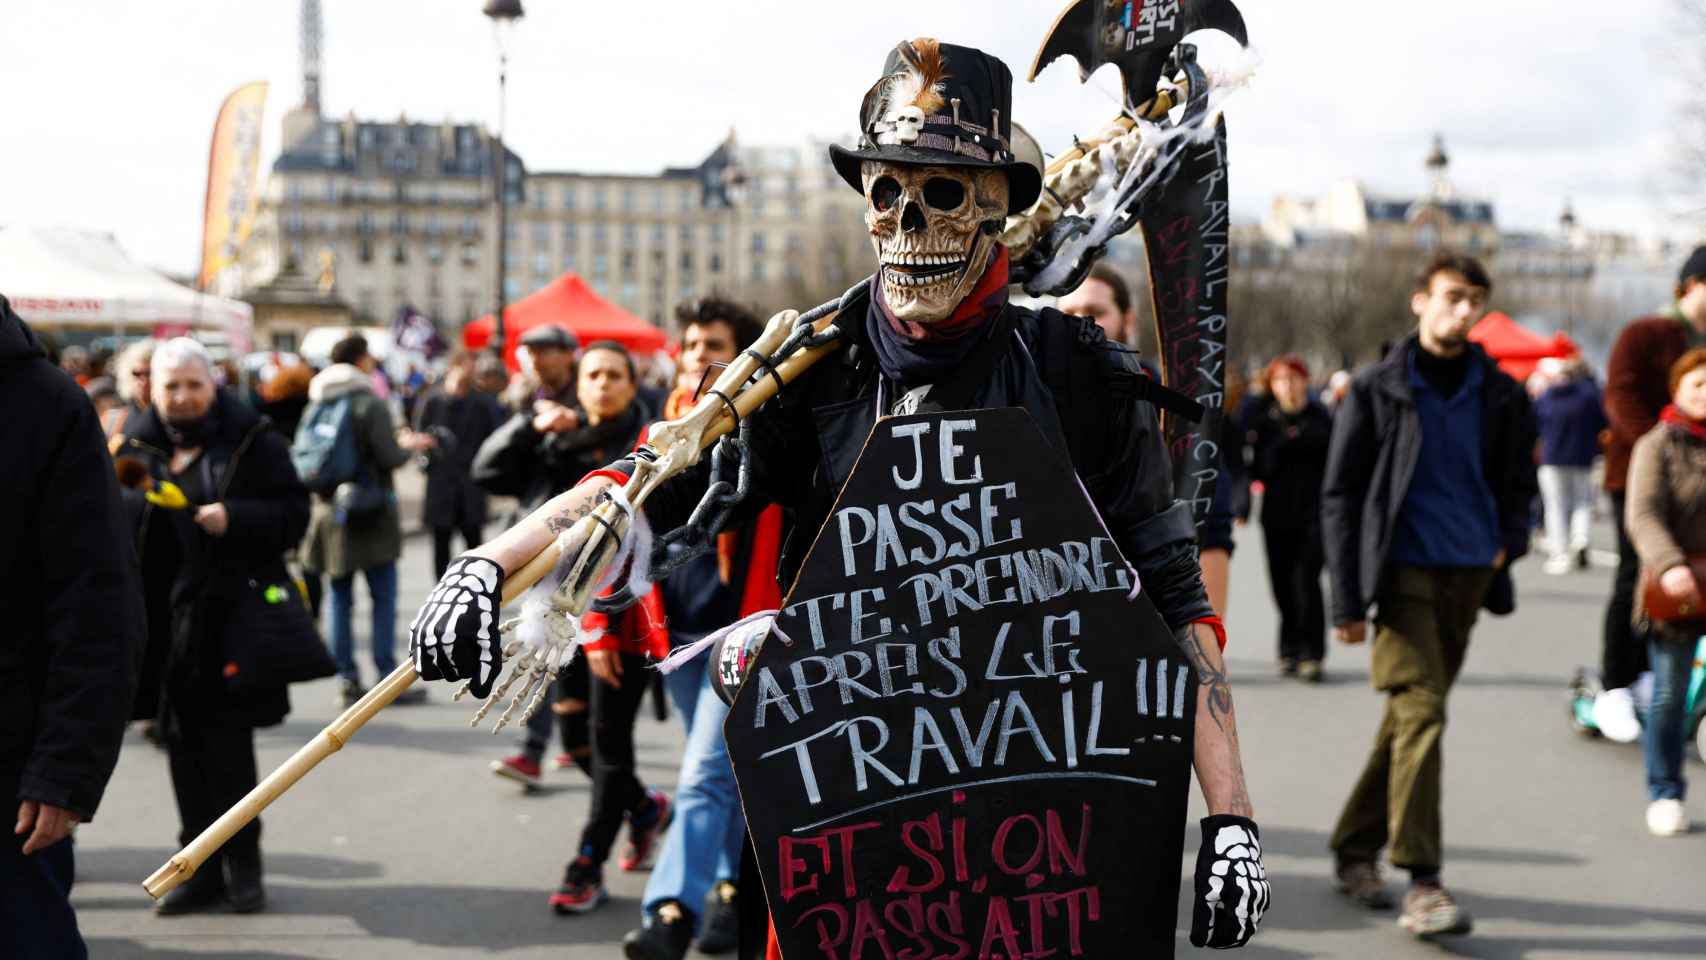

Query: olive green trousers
[[1330, 565, 1496, 873]]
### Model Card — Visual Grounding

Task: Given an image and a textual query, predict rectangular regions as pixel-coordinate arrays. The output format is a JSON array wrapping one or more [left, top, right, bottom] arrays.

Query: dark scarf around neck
[[865, 248, 1011, 386]]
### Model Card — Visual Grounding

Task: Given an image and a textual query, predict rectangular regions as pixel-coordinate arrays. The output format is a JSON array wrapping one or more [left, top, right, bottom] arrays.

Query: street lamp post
[[484, 0, 524, 356], [1558, 201, 1577, 337]]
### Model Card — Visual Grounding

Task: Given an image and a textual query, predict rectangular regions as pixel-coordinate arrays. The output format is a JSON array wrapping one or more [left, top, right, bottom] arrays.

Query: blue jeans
[[1, 834, 85, 959], [642, 645, 747, 928], [328, 561, 397, 684], [1645, 635, 1693, 802]]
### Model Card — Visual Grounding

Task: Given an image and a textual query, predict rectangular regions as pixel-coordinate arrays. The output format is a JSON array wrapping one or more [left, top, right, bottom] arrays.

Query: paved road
[[74, 522, 1706, 958]]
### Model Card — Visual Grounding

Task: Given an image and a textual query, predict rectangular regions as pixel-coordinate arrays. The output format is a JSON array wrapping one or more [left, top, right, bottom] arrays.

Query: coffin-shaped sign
[[727, 407, 1196, 959]]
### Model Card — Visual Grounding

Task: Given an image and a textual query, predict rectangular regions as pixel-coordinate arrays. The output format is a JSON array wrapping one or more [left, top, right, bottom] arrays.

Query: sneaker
[[1279, 657, 1298, 677], [549, 857, 607, 915], [619, 789, 674, 871], [623, 900, 694, 960], [1543, 553, 1573, 576], [1647, 798, 1690, 837], [1334, 859, 1394, 910], [339, 679, 367, 708], [1297, 660, 1324, 683], [1397, 881, 1473, 937], [491, 754, 543, 788], [696, 881, 740, 954], [1592, 687, 1643, 743], [554, 752, 577, 771]]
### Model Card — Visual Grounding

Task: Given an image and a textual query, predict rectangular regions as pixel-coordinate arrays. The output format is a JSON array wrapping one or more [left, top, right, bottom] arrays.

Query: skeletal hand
[[1190, 816, 1271, 949], [409, 556, 504, 697]]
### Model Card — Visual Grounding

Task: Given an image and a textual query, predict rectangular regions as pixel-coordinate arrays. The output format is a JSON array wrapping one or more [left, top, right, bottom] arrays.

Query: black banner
[[726, 409, 1195, 959], [1141, 116, 1230, 528]]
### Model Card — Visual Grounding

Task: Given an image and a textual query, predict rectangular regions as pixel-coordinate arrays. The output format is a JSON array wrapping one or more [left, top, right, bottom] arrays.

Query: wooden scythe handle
[[142, 308, 844, 901]]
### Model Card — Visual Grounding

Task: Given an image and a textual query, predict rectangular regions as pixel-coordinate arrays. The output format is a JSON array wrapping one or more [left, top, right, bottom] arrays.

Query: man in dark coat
[[1320, 253, 1538, 938], [0, 295, 144, 958], [473, 323, 585, 518], [412, 349, 506, 579]]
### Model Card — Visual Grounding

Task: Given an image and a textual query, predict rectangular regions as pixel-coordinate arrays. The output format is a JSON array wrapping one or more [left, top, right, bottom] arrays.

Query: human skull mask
[[863, 161, 1008, 324]]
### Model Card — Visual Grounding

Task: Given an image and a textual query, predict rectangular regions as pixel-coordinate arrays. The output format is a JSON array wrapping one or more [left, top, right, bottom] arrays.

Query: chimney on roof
[[301, 0, 323, 113]]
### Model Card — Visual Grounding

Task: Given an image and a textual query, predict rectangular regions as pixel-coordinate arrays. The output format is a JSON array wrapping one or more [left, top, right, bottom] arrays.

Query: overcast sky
[[1, 0, 1695, 278]]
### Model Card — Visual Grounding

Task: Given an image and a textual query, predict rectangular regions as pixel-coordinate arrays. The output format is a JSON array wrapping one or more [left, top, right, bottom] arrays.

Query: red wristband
[[578, 468, 631, 487], [1193, 615, 1227, 651]]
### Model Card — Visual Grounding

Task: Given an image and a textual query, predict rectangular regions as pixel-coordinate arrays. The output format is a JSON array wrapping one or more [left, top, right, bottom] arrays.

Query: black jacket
[[119, 392, 310, 733], [0, 297, 143, 822], [414, 387, 506, 529], [1321, 336, 1539, 625], [1245, 396, 1334, 528], [474, 395, 646, 517], [623, 299, 1213, 630]]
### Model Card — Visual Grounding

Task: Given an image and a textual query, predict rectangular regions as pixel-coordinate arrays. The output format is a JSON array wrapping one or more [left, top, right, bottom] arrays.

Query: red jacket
[[1603, 313, 1691, 493]]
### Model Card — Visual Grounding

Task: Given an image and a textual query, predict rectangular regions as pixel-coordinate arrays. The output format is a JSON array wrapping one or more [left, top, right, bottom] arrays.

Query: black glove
[[1189, 815, 1270, 949], [409, 556, 504, 697]]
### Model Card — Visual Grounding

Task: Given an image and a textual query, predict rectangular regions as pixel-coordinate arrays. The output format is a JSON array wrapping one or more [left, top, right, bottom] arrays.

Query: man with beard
[[414, 39, 1268, 956], [1321, 253, 1538, 938]]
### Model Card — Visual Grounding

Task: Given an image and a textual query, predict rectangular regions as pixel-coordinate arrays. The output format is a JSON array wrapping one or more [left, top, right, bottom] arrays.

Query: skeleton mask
[[863, 160, 1009, 324]]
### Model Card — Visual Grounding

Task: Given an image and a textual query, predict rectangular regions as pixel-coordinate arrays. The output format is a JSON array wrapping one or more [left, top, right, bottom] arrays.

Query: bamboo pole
[[142, 308, 844, 900]]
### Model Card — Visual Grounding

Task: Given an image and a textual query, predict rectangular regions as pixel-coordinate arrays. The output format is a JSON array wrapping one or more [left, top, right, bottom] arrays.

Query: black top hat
[[828, 39, 1042, 216]]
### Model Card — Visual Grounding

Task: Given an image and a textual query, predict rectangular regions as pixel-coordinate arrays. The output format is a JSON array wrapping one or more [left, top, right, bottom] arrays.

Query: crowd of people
[[5, 240, 1706, 957]]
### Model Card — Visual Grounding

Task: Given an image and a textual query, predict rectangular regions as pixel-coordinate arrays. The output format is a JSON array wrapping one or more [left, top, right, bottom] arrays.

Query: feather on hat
[[875, 38, 950, 126]]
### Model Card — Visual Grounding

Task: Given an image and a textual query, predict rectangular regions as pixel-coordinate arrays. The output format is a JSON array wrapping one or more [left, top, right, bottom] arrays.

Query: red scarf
[[877, 247, 1010, 342], [1660, 404, 1706, 442]]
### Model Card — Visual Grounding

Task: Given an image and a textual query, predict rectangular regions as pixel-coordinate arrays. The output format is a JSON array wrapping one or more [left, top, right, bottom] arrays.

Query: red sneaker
[[553, 752, 576, 771], [619, 789, 673, 872], [490, 754, 542, 788], [549, 857, 607, 915]]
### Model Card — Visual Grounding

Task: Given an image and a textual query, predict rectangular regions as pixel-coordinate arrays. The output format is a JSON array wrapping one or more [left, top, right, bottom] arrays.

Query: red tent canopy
[[463, 273, 669, 369], [1467, 312, 1579, 382]]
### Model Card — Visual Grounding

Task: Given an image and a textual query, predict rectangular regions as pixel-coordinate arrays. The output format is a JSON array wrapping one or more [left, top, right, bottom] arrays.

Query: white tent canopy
[[0, 226, 252, 349]]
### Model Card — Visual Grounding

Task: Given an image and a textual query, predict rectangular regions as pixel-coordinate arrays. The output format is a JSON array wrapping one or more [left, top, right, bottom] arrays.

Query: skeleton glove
[[1189, 815, 1271, 949], [409, 556, 504, 698]]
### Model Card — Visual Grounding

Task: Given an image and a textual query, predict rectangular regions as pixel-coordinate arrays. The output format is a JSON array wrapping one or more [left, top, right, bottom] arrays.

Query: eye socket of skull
[[922, 177, 966, 211], [870, 176, 902, 213]]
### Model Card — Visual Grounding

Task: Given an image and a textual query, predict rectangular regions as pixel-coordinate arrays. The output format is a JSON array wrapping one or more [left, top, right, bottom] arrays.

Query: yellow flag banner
[[197, 81, 268, 290]]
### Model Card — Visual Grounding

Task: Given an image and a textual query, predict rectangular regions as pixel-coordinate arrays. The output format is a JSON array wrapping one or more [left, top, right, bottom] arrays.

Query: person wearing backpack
[[298, 335, 429, 707]]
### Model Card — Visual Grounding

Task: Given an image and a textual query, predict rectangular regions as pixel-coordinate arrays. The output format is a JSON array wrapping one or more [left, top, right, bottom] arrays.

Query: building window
[[709, 252, 722, 274], [651, 223, 665, 246], [622, 187, 636, 212], [461, 215, 478, 238], [623, 224, 638, 247], [271, 330, 299, 352], [592, 223, 608, 249], [393, 243, 407, 265], [532, 222, 550, 249], [504, 220, 518, 242], [562, 253, 577, 273], [505, 278, 522, 301], [563, 222, 578, 247], [562, 185, 576, 210], [594, 185, 607, 211], [533, 252, 549, 274], [592, 254, 609, 283], [529, 187, 545, 211], [678, 224, 694, 246], [621, 251, 636, 275], [750, 261, 766, 282], [428, 246, 444, 265], [680, 251, 694, 272], [359, 239, 374, 264], [710, 223, 725, 244], [750, 232, 766, 255], [460, 242, 478, 266], [621, 282, 638, 304], [679, 187, 697, 212]]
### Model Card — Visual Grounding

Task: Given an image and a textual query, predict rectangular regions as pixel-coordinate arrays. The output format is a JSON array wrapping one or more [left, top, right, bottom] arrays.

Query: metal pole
[[492, 50, 508, 356]]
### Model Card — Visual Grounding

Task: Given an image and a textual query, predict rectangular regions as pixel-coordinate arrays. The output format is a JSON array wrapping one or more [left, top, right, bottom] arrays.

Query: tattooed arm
[[464, 476, 616, 578], [1177, 620, 1255, 818]]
